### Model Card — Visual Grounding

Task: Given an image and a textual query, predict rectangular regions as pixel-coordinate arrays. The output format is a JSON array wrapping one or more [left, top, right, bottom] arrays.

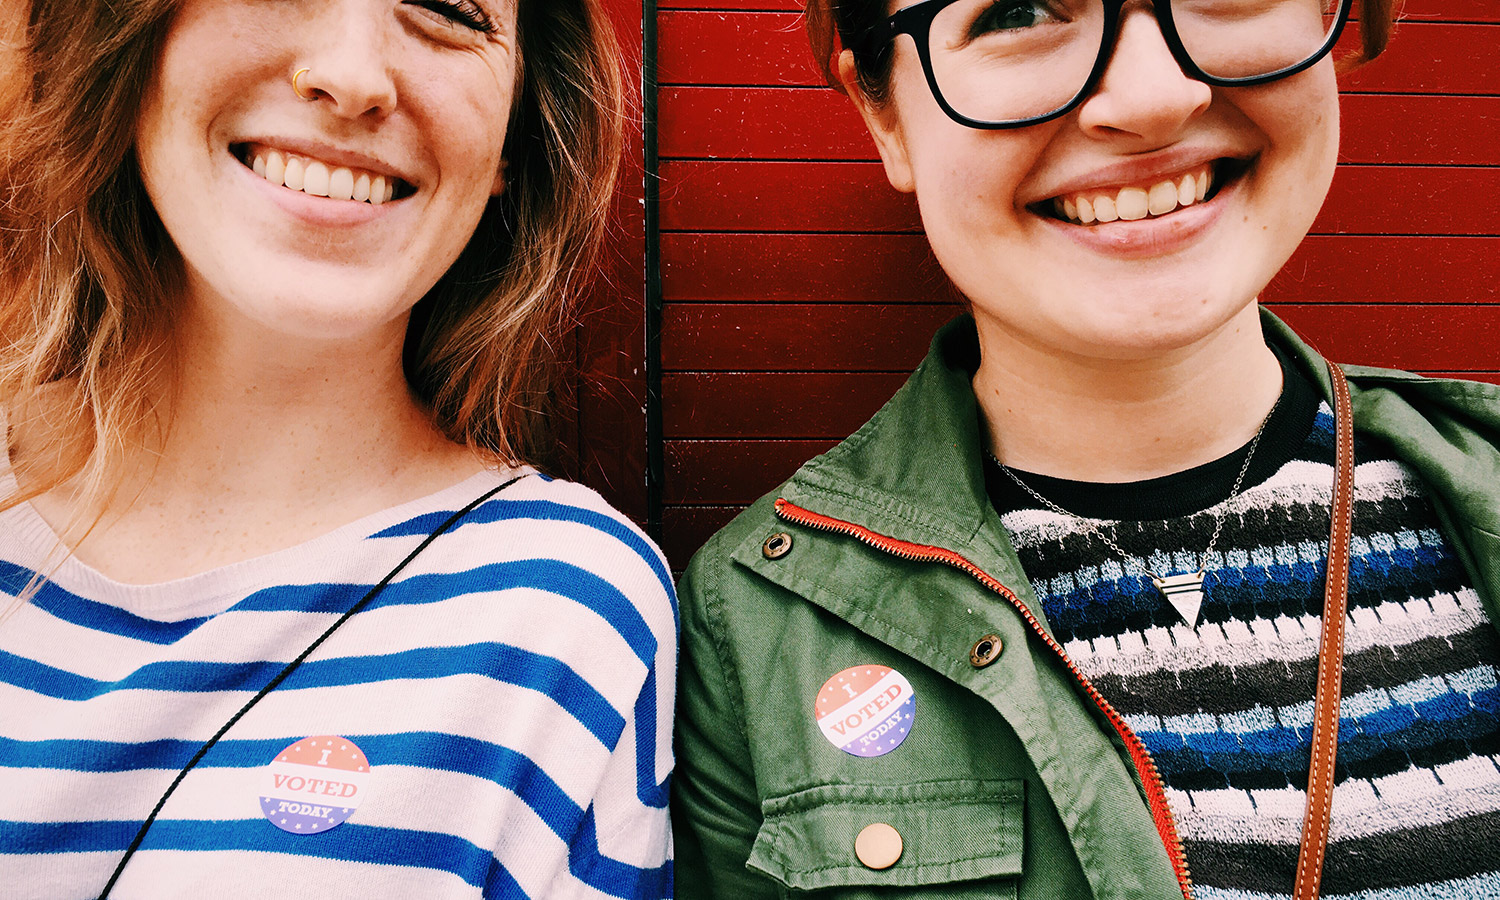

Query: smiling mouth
[[1038, 159, 1245, 225], [232, 142, 415, 205]]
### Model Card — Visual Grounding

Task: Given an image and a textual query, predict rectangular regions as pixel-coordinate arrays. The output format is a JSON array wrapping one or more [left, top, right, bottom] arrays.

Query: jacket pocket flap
[[746, 779, 1025, 891]]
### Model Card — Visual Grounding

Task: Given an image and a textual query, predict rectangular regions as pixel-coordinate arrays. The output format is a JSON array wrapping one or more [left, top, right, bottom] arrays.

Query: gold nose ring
[[291, 67, 314, 101]]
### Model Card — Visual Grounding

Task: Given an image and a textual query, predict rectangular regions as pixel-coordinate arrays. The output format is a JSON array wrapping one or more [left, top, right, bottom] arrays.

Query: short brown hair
[[0, 0, 624, 508], [807, 0, 1396, 101]]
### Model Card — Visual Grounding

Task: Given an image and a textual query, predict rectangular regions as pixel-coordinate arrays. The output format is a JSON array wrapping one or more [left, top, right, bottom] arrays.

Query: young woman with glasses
[[0, 1, 674, 896], [674, 0, 1500, 897]]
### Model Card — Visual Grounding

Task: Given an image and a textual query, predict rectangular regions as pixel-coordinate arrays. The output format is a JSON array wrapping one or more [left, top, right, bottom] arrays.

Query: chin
[[222, 278, 419, 344], [1037, 286, 1261, 362]]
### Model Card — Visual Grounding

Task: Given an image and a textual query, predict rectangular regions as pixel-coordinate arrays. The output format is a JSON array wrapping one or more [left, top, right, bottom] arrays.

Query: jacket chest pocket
[[746, 779, 1025, 898]]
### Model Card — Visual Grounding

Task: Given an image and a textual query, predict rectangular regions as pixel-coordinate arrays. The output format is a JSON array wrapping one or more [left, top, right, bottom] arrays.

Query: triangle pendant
[[1153, 571, 1206, 629]]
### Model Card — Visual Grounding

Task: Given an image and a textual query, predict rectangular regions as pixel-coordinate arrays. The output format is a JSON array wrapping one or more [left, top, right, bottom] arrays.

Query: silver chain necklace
[[989, 394, 1281, 629]]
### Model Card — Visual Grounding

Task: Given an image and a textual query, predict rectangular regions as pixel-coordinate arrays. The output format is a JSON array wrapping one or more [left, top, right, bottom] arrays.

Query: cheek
[[1257, 69, 1340, 181], [408, 62, 515, 194], [906, 128, 1057, 262]]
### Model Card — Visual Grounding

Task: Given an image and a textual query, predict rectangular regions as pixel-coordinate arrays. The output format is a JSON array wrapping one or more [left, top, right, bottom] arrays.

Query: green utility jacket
[[673, 311, 1500, 900]]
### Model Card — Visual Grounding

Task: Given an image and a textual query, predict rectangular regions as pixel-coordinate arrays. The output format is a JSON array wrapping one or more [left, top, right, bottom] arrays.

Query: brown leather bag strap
[[1292, 359, 1356, 900]]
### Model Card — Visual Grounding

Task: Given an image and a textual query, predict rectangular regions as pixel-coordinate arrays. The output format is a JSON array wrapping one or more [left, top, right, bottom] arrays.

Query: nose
[[1075, 7, 1213, 144], [291, 1, 398, 120]]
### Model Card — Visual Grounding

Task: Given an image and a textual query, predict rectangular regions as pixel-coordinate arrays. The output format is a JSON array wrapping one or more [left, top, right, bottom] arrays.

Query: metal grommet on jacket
[[762, 532, 793, 560], [970, 634, 1003, 668]]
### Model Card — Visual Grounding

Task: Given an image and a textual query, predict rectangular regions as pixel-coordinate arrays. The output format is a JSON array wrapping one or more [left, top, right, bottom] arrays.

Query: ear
[[838, 49, 915, 194], [491, 158, 508, 197]]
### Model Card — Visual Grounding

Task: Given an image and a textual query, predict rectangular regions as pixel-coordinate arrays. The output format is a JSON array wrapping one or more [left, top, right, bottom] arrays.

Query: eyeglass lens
[[925, 0, 1347, 123]]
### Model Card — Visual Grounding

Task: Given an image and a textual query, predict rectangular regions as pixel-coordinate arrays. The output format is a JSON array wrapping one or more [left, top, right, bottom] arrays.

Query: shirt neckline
[[0, 410, 526, 618], [985, 345, 1321, 522]]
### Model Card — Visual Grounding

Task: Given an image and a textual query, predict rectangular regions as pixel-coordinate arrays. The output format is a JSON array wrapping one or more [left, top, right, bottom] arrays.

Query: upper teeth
[[1053, 164, 1213, 225], [247, 145, 397, 205]]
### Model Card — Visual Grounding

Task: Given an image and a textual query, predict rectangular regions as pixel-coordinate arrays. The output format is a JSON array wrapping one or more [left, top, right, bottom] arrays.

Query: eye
[[969, 0, 1060, 35], [404, 0, 495, 33]]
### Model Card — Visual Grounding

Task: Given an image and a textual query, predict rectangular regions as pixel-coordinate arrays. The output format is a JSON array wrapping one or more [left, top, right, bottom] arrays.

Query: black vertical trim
[[643, 0, 664, 541]]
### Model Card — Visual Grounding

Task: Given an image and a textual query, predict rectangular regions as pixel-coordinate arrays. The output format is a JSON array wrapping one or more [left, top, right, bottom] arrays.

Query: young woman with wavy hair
[[0, 2, 674, 896], [672, 1, 1500, 898]]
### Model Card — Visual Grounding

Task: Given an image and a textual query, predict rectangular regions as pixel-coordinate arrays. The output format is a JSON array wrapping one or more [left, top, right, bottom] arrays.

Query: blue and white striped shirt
[[0, 467, 676, 899]]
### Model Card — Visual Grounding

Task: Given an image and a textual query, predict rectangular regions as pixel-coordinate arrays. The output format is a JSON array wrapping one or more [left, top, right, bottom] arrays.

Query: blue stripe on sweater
[[1135, 678, 1500, 775], [228, 560, 658, 666], [0, 561, 209, 645], [1039, 533, 1458, 638], [372, 498, 676, 619], [483, 857, 530, 899], [568, 807, 674, 899], [368, 562, 658, 665], [0, 644, 625, 747], [2, 819, 497, 887], [634, 667, 670, 809], [17, 560, 664, 669]]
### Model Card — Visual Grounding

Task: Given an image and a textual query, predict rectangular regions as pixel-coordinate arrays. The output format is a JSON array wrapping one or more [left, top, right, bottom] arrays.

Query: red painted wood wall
[[647, 0, 1500, 569]]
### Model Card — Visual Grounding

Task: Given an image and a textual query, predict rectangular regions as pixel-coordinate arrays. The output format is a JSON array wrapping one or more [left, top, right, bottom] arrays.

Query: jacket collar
[[782, 317, 993, 554]]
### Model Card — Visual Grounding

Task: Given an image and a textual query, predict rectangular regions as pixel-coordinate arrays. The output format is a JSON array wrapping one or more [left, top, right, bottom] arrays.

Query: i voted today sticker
[[815, 665, 915, 758], [259, 736, 371, 835]]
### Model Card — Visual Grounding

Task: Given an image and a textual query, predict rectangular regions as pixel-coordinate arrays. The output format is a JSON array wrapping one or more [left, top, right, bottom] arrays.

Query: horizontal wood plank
[[663, 372, 909, 437], [659, 161, 1500, 236], [658, 85, 869, 160], [658, 160, 920, 233], [661, 506, 743, 571], [660, 88, 1500, 166], [661, 233, 952, 303], [659, 13, 1499, 96], [1269, 303, 1500, 370], [664, 302, 1500, 372], [1263, 237, 1500, 302], [663, 302, 956, 370], [662, 233, 1500, 304], [664, 439, 836, 504], [657, 11, 821, 87]]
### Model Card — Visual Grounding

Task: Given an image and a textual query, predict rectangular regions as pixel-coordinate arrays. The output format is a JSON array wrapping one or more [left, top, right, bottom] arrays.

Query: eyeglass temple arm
[[853, 17, 902, 59]]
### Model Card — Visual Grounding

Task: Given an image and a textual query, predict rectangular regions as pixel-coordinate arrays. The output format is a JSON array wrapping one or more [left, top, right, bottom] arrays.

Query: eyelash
[[407, 0, 495, 33]]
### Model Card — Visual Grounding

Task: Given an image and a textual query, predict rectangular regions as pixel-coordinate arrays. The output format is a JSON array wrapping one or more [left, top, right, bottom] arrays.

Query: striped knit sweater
[[0, 466, 676, 899], [987, 366, 1500, 899]]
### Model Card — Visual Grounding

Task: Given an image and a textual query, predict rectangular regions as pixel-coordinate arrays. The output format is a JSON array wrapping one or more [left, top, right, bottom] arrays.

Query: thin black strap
[[97, 474, 527, 899]]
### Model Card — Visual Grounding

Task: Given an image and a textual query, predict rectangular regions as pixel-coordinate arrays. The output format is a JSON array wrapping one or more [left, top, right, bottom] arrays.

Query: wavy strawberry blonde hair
[[807, 0, 1396, 103], [0, 0, 623, 514]]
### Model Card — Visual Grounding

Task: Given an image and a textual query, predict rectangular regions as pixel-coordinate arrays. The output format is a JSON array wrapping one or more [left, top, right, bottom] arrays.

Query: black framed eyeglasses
[[857, 0, 1353, 129]]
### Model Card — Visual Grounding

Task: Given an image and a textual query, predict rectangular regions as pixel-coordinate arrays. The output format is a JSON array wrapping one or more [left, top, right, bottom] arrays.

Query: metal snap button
[[970, 634, 1003, 668], [855, 822, 903, 870], [762, 532, 793, 560]]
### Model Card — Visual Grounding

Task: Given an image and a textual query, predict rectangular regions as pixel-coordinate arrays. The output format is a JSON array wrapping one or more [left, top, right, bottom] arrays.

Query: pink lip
[[1036, 173, 1236, 259], [232, 149, 402, 228]]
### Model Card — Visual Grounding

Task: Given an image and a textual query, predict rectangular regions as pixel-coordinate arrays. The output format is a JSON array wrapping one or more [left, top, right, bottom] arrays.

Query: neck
[[974, 303, 1283, 482], [29, 292, 480, 529], [154, 298, 474, 499], [10, 288, 486, 583]]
